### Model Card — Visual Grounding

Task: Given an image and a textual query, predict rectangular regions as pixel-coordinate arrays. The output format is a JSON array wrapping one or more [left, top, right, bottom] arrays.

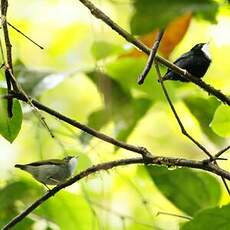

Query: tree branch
[[77, 0, 230, 106], [3, 156, 230, 229], [7, 21, 44, 49], [8, 91, 152, 158], [154, 62, 212, 159], [138, 30, 164, 84], [154, 61, 230, 195]]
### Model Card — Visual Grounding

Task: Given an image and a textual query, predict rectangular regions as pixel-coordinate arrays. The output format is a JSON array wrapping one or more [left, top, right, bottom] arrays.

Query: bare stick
[[1, 0, 16, 116], [154, 62, 212, 159], [214, 145, 230, 159], [138, 30, 164, 84], [156, 211, 192, 220], [77, 0, 230, 106], [7, 21, 44, 49], [155, 62, 230, 195], [8, 90, 152, 158]]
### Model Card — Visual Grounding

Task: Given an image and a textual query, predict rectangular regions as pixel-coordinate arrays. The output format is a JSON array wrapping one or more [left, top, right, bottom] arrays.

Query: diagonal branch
[[3, 156, 230, 229], [214, 145, 230, 159], [7, 21, 44, 49], [138, 30, 164, 84], [77, 0, 230, 106], [154, 62, 212, 159], [8, 91, 152, 158], [155, 61, 230, 195]]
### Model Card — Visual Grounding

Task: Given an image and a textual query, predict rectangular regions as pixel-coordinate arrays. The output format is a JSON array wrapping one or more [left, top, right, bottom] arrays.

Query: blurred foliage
[[131, 0, 219, 35], [183, 96, 223, 143], [127, 13, 192, 58], [0, 0, 230, 229], [210, 104, 230, 137], [146, 166, 221, 216], [181, 204, 230, 230], [80, 70, 152, 146]]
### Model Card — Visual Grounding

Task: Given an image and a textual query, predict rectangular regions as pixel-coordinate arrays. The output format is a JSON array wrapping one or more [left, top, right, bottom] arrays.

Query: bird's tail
[[15, 164, 26, 170]]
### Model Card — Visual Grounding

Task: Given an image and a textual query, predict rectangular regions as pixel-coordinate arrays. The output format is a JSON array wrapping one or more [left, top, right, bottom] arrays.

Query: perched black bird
[[162, 43, 211, 82]]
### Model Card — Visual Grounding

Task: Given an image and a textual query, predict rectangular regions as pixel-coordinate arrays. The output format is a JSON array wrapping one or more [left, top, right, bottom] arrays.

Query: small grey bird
[[15, 156, 78, 188], [162, 43, 211, 82]]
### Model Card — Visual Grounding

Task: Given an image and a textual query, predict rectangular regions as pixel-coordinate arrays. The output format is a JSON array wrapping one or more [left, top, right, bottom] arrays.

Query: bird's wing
[[162, 51, 191, 81], [172, 51, 191, 67], [26, 159, 65, 166]]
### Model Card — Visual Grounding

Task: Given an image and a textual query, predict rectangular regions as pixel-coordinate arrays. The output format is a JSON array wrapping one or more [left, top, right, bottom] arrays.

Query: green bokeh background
[[0, 0, 230, 229]]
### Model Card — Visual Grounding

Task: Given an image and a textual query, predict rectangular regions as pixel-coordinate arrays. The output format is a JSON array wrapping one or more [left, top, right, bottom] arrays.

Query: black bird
[[162, 43, 211, 82]]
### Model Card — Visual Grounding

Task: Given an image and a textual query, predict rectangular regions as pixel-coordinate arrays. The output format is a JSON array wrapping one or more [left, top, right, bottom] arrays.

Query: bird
[[15, 156, 78, 189], [161, 43, 211, 82]]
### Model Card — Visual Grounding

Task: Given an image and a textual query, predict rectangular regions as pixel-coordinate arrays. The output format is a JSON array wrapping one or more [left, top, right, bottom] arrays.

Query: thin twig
[[7, 91, 152, 158], [77, 0, 230, 106], [1, 0, 15, 116], [7, 21, 44, 49], [0, 36, 6, 63], [3, 156, 230, 229], [214, 145, 230, 159], [155, 62, 230, 195], [154, 62, 212, 159], [5, 68, 55, 138], [221, 177, 230, 195], [156, 211, 192, 221], [0, 2, 51, 134], [138, 30, 164, 84]]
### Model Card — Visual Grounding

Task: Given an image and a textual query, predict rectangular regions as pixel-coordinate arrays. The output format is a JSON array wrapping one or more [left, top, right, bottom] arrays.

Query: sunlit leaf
[[36, 192, 92, 230], [210, 105, 230, 137], [131, 0, 218, 35], [0, 180, 42, 229], [126, 13, 192, 58], [147, 166, 221, 216], [80, 109, 110, 145], [91, 41, 124, 60], [0, 89, 23, 143], [181, 204, 230, 230], [184, 96, 224, 143], [106, 57, 174, 101], [82, 71, 152, 145]]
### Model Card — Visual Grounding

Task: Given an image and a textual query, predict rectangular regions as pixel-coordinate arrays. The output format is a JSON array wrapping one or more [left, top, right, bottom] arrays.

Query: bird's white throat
[[201, 43, 211, 60], [68, 157, 78, 176]]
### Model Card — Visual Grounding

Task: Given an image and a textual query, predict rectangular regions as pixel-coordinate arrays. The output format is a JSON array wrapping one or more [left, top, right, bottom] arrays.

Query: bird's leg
[[41, 182, 51, 191]]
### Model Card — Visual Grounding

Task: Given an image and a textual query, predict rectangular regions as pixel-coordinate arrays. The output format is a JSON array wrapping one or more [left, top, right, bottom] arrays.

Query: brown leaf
[[125, 13, 192, 59]]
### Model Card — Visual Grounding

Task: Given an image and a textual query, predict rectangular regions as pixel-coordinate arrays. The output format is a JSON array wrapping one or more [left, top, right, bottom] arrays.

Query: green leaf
[[131, 0, 219, 35], [91, 41, 124, 60], [0, 91, 23, 143], [14, 60, 69, 97], [146, 166, 221, 216], [210, 105, 230, 137], [181, 204, 230, 230], [0, 180, 42, 229], [82, 70, 152, 145], [114, 97, 151, 143], [184, 96, 224, 143], [106, 57, 173, 101], [36, 192, 92, 230], [80, 109, 111, 144]]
